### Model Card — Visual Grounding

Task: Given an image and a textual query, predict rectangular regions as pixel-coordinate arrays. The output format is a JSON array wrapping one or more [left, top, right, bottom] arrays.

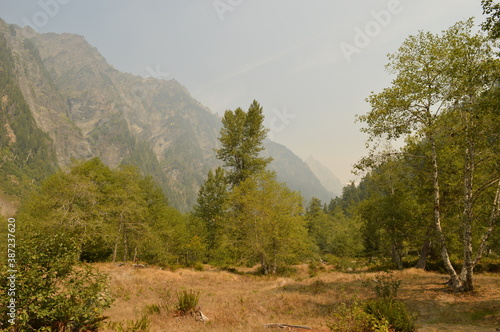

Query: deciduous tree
[[223, 171, 309, 274], [358, 19, 499, 291]]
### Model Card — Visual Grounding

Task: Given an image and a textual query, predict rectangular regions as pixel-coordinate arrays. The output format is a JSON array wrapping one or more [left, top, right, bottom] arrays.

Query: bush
[[0, 232, 113, 331], [364, 299, 417, 332], [176, 289, 200, 315], [328, 301, 374, 332], [364, 272, 401, 300], [324, 255, 361, 272], [363, 272, 416, 332], [329, 299, 416, 332], [193, 262, 205, 271], [328, 300, 392, 332], [329, 271, 416, 332]]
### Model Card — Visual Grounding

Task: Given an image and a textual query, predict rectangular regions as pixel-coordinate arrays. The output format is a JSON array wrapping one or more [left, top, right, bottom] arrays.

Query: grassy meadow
[[96, 263, 500, 331]]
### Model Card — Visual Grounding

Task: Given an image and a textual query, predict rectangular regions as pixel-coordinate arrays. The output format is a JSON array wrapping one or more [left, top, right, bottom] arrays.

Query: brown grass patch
[[95, 263, 500, 331]]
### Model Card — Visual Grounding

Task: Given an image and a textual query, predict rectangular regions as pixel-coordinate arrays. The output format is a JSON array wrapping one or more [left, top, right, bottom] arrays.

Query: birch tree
[[358, 19, 499, 291]]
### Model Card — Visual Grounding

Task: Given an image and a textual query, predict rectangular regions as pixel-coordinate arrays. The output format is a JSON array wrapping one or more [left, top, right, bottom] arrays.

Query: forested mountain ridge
[[0, 19, 332, 211]]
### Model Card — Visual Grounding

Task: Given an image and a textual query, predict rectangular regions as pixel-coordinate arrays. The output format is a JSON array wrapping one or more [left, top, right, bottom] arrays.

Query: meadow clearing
[[96, 263, 500, 331]]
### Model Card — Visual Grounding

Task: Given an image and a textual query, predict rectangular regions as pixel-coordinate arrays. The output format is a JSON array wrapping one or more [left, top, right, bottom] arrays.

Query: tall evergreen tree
[[193, 166, 228, 252], [216, 100, 272, 187]]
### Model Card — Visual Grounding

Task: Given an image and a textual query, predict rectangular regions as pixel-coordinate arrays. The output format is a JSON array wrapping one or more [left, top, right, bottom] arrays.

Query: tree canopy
[[358, 19, 500, 291], [216, 100, 272, 187]]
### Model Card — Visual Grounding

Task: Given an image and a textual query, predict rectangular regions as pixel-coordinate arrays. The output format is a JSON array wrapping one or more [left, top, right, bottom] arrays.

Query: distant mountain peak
[[305, 156, 343, 198]]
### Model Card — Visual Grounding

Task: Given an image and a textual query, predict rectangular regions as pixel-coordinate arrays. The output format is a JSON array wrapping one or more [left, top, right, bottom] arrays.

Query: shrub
[[176, 289, 200, 315], [362, 272, 417, 332], [364, 272, 401, 300], [364, 299, 417, 332], [329, 271, 416, 332], [328, 300, 392, 332], [324, 255, 361, 272], [328, 301, 371, 332], [0, 232, 113, 331], [308, 261, 319, 277], [193, 262, 205, 271]]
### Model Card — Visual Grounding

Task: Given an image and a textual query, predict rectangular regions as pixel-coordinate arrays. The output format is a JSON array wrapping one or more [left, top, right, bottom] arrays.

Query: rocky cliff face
[[0, 19, 333, 211]]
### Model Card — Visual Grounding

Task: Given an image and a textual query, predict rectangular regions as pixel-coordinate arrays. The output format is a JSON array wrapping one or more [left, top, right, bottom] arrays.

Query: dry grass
[[95, 263, 500, 332]]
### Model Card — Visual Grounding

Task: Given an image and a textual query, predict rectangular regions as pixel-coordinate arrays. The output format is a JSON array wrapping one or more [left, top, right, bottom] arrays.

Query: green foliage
[[356, 18, 500, 289], [193, 166, 227, 255], [362, 272, 416, 332], [364, 272, 401, 301], [223, 171, 310, 274], [143, 303, 162, 315], [193, 261, 205, 271], [328, 182, 368, 217], [482, 0, 500, 39], [216, 100, 272, 187], [306, 197, 364, 258], [17, 158, 189, 266], [0, 232, 113, 331], [329, 273, 416, 332], [105, 315, 151, 332], [325, 255, 363, 272], [175, 289, 200, 315], [363, 300, 417, 332], [328, 300, 391, 332], [0, 32, 59, 197], [357, 159, 425, 269], [306, 198, 334, 253]]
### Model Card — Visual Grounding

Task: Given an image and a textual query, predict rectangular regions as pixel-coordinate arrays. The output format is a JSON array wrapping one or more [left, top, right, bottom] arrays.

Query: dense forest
[[1, 2, 500, 331]]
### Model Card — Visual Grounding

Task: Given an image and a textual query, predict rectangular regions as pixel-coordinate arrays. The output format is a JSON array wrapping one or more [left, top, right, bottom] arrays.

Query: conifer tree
[[216, 100, 272, 187], [193, 166, 227, 252]]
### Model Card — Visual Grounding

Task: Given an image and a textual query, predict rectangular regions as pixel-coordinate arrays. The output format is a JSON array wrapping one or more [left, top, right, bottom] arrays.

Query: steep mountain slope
[[0, 27, 58, 206], [263, 142, 334, 203], [0, 19, 332, 210], [305, 156, 343, 198]]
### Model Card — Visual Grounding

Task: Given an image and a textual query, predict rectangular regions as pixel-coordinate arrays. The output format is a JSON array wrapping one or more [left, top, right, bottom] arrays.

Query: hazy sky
[[0, 0, 485, 183]]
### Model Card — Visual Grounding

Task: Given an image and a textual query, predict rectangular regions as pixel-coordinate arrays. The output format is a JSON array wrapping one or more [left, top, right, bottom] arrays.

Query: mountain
[[305, 156, 343, 198], [263, 142, 334, 204], [0, 19, 332, 211]]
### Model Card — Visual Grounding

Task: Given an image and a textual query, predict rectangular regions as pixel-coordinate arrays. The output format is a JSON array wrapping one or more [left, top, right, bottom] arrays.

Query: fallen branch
[[264, 323, 312, 330]]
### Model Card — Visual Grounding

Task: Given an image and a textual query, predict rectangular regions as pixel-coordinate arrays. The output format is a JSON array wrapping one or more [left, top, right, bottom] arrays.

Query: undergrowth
[[329, 272, 417, 332], [176, 289, 200, 315]]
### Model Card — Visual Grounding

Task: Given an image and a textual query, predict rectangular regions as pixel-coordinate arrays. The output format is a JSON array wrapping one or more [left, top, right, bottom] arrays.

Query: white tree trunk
[[430, 136, 461, 290]]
